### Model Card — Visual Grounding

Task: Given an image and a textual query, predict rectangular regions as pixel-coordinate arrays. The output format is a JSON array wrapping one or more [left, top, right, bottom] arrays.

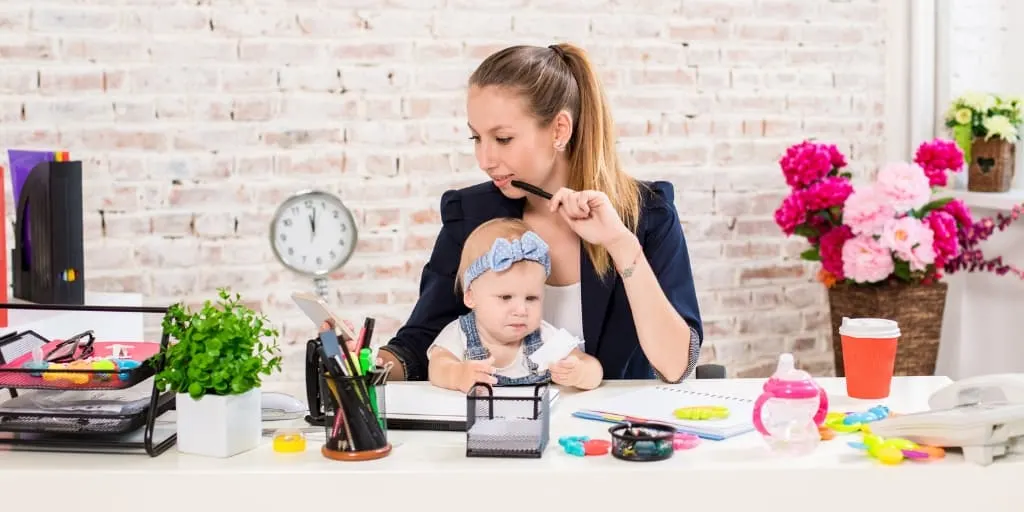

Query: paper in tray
[[0, 341, 160, 390]]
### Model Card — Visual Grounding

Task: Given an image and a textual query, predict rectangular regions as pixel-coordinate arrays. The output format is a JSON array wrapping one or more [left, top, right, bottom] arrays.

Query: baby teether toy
[[672, 432, 701, 450], [583, 439, 610, 456], [848, 433, 945, 465], [673, 405, 729, 420], [558, 436, 591, 457], [820, 406, 893, 438]]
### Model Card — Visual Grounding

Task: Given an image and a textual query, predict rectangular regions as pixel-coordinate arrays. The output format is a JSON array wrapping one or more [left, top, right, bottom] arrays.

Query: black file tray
[[0, 302, 176, 456]]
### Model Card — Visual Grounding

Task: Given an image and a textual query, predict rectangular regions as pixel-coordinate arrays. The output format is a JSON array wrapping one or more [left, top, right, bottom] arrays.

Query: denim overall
[[459, 311, 551, 386]]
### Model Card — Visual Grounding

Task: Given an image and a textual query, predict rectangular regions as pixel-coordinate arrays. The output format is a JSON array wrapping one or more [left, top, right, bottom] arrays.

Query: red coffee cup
[[838, 317, 900, 399]]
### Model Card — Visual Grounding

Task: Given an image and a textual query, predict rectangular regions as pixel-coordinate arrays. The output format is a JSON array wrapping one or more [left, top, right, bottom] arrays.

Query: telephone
[[869, 373, 1024, 466]]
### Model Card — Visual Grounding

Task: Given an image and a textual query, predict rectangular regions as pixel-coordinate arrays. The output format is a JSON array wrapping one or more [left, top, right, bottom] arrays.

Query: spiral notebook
[[572, 385, 756, 440]]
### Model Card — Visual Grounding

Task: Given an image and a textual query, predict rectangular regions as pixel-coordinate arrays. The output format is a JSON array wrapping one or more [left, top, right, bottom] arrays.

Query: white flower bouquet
[[944, 91, 1022, 163]]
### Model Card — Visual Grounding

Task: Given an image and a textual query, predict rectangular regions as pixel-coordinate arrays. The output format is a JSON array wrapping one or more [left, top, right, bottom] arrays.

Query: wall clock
[[269, 189, 358, 298]]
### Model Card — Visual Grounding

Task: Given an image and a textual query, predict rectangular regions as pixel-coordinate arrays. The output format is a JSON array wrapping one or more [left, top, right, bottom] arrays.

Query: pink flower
[[939, 198, 973, 229], [779, 141, 841, 189], [819, 225, 853, 279], [927, 210, 961, 267], [914, 139, 965, 188], [875, 162, 932, 212], [803, 177, 854, 210], [842, 234, 895, 283], [842, 185, 894, 236], [880, 217, 936, 271], [774, 190, 808, 235]]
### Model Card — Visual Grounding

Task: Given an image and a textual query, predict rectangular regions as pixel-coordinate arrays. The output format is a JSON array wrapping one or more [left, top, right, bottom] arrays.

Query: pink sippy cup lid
[[762, 353, 820, 399]]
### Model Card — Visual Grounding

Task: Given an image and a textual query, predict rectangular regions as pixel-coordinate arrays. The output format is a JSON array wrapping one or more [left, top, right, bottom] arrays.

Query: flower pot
[[967, 137, 1016, 192], [175, 388, 262, 458], [826, 282, 947, 377]]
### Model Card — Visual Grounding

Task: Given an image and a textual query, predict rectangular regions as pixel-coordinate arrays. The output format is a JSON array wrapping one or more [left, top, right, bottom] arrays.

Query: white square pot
[[175, 387, 262, 458]]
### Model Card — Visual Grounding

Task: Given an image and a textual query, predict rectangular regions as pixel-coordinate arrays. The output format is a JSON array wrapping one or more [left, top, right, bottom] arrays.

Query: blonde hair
[[455, 218, 534, 292], [468, 42, 642, 278]]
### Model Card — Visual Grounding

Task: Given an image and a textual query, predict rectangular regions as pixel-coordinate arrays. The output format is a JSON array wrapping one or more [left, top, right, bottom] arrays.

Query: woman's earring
[[554, 140, 566, 152]]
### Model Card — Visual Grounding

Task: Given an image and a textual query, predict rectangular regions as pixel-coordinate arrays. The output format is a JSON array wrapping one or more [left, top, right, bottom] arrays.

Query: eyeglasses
[[44, 330, 95, 363]]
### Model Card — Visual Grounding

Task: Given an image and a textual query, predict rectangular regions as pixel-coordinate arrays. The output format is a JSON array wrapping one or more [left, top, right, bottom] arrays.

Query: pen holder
[[609, 421, 676, 462], [319, 367, 391, 461], [465, 382, 550, 459]]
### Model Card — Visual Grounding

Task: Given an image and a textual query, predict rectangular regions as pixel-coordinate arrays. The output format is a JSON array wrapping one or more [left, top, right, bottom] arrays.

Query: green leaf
[[917, 196, 954, 218], [893, 260, 911, 281], [800, 248, 821, 261], [794, 225, 818, 238]]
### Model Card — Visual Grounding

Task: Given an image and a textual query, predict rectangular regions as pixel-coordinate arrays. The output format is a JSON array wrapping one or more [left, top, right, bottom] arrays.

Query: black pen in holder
[[318, 362, 391, 462]]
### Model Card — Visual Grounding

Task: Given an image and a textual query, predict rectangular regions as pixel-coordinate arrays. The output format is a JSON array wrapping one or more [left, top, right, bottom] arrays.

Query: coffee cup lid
[[839, 317, 900, 338]]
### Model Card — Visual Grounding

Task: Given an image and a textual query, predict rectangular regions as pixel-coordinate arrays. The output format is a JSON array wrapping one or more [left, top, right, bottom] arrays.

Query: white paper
[[529, 328, 581, 371], [467, 418, 543, 452]]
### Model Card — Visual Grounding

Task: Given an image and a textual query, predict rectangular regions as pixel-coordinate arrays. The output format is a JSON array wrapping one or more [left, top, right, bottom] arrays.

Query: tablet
[[291, 292, 358, 342]]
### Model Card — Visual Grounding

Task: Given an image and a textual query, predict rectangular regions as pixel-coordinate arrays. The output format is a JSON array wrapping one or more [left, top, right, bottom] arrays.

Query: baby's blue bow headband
[[462, 231, 552, 288]]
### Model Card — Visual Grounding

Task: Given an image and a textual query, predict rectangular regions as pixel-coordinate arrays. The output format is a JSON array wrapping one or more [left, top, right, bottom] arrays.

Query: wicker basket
[[827, 281, 947, 377], [967, 137, 1016, 192]]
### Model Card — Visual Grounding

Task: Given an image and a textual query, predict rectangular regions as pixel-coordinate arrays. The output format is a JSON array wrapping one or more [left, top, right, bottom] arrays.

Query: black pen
[[511, 180, 552, 200], [361, 317, 376, 350]]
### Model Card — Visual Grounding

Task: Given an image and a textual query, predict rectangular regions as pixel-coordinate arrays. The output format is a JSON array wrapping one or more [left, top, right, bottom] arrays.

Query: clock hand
[[309, 212, 316, 239]]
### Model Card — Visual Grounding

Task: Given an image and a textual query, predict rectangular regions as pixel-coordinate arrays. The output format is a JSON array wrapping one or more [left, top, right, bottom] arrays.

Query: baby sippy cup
[[752, 353, 829, 455]]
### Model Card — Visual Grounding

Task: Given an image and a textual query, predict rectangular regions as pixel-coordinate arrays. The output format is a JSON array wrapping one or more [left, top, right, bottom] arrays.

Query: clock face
[[270, 191, 358, 276]]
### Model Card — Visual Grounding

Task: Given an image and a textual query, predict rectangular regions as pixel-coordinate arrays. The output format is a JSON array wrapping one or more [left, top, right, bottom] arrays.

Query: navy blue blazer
[[380, 180, 704, 381]]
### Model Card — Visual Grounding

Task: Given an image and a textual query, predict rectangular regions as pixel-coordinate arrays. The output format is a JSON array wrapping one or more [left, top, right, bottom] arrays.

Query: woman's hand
[[549, 188, 634, 249]]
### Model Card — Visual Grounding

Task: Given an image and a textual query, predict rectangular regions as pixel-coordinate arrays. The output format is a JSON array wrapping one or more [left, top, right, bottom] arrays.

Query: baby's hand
[[458, 357, 498, 393], [549, 355, 583, 387]]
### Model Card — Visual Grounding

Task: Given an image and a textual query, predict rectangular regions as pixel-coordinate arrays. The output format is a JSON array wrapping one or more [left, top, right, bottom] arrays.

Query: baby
[[428, 218, 603, 393]]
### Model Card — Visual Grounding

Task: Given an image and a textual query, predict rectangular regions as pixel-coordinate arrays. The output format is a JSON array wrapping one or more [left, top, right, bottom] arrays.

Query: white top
[[543, 282, 584, 342], [427, 319, 566, 379], [0, 377, 1003, 511]]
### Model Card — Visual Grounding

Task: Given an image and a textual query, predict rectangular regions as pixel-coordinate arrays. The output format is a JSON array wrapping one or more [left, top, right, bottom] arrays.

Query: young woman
[[370, 43, 703, 383]]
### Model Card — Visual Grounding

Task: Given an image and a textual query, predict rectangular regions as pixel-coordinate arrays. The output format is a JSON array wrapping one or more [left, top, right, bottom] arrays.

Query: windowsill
[[940, 188, 1024, 212]]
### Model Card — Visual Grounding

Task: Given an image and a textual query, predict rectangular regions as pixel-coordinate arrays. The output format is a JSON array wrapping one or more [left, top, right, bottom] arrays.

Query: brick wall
[[1, 0, 888, 382]]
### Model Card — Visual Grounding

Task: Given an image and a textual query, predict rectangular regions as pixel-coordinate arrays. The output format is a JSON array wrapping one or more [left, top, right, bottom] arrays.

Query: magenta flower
[[927, 210, 960, 267], [773, 190, 808, 235], [779, 141, 840, 189], [914, 139, 965, 188], [939, 198, 973, 229], [819, 225, 853, 279], [803, 176, 854, 211], [806, 214, 833, 244]]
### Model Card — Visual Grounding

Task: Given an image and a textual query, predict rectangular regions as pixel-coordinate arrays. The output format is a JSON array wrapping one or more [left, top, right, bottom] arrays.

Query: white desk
[[0, 377, 1018, 511]]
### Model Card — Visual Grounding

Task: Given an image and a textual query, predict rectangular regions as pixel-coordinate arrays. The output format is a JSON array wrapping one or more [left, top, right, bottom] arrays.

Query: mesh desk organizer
[[0, 303, 176, 457], [465, 382, 551, 458]]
